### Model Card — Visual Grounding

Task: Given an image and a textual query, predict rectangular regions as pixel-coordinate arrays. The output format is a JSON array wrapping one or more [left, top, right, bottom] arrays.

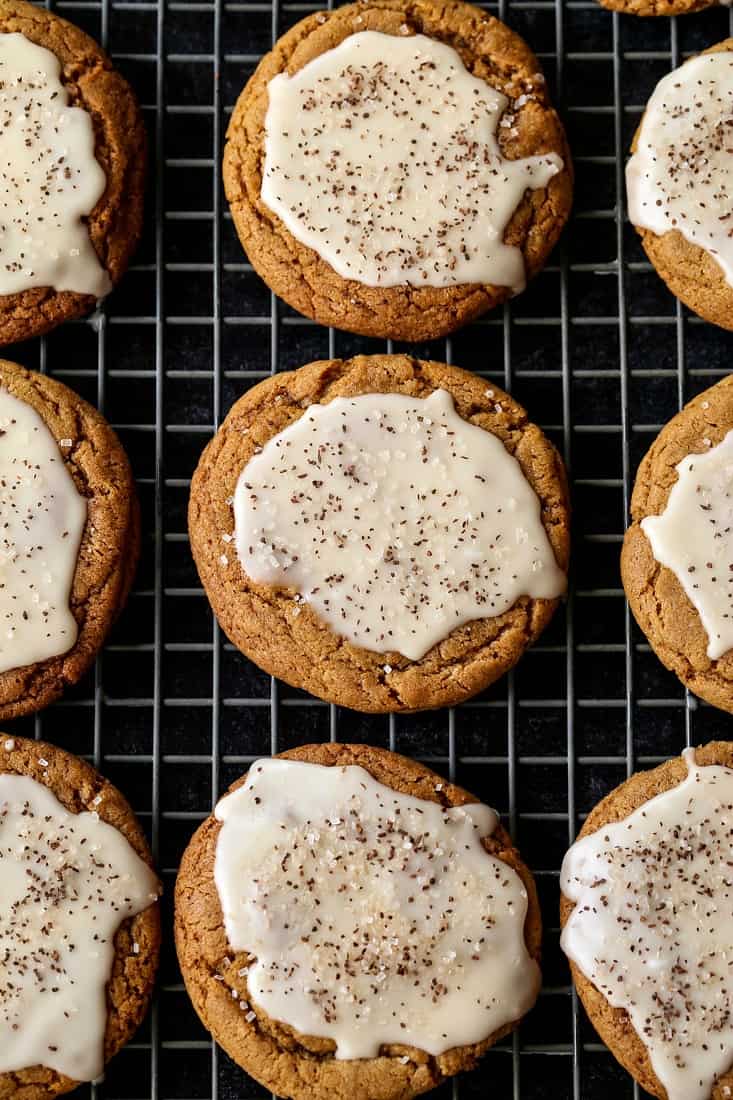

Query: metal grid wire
[[8, 0, 733, 1095]]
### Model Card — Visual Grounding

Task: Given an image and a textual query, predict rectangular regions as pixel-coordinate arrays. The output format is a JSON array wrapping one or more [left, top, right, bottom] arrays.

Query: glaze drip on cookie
[[0, 33, 110, 297], [233, 388, 565, 660], [561, 749, 733, 1100], [641, 429, 733, 660], [214, 758, 540, 1058], [627, 51, 733, 286], [0, 388, 86, 674], [0, 772, 159, 1080], [261, 31, 561, 291]]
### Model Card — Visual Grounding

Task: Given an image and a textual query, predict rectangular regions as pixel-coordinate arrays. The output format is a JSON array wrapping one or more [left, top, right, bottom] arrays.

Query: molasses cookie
[[598, 0, 713, 17], [223, 0, 572, 342], [627, 42, 733, 328], [188, 355, 569, 712], [560, 742, 733, 1100], [0, 735, 160, 1098], [176, 742, 542, 1100], [621, 375, 733, 712], [0, 0, 146, 345], [0, 360, 140, 720]]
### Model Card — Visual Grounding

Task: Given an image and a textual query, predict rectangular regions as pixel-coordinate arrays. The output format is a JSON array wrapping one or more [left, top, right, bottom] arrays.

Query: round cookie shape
[[621, 375, 733, 712], [560, 741, 733, 1100], [223, 0, 573, 343], [0, 360, 140, 720], [627, 41, 733, 328], [0, 0, 147, 345], [188, 354, 570, 712], [175, 742, 542, 1100], [0, 735, 161, 1100]]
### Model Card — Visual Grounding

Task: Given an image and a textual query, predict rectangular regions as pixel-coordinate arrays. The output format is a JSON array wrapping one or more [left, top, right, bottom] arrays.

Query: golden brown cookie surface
[[621, 375, 733, 712], [188, 354, 570, 712], [600, 0, 712, 16], [223, 0, 572, 343], [629, 40, 733, 325], [560, 741, 733, 1100], [175, 741, 542, 1100], [0, 735, 160, 1100], [0, 0, 147, 345], [0, 361, 140, 720]]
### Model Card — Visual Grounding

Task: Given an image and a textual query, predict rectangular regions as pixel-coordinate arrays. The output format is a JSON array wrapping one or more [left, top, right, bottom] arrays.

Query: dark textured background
[[7, 0, 733, 1095]]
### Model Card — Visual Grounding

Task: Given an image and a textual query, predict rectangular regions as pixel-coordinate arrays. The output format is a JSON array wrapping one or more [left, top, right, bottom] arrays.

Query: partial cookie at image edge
[[175, 741, 542, 1100]]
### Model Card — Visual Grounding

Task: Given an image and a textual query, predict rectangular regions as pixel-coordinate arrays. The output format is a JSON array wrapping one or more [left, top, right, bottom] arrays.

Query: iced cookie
[[627, 42, 733, 328], [0, 360, 140, 719], [0, 0, 146, 344], [223, 0, 572, 342], [560, 742, 733, 1100], [0, 735, 160, 1099], [175, 742, 542, 1100], [621, 375, 733, 712], [188, 355, 569, 712]]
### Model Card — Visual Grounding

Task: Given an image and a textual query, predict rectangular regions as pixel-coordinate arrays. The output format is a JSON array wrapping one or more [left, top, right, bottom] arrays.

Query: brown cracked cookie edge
[[560, 741, 733, 1100], [188, 354, 570, 713], [0, 361, 140, 721], [0, 735, 161, 1100], [175, 742, 542, 1100], [621, 374, 733, 713], [223, 0, 573, 342], [0, 0, 147, 345], [629, 40, 733, 326]]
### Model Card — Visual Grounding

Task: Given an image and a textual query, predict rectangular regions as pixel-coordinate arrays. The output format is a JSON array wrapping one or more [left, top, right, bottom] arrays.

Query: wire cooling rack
[[8, 0, 733, 1096]]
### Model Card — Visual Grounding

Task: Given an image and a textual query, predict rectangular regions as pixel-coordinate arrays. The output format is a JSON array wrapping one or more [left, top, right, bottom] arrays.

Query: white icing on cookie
[[561, 749, 733, 1100], [627, 51, 733, 286], [0, 387, 87, 674], [641, 428, 733, 660], [0, 773, 159, 1080], [0, 32, 111, 298], [233, 388, 565, 661], [215, 758, 540, 1059], [262, 31, 562, 292]]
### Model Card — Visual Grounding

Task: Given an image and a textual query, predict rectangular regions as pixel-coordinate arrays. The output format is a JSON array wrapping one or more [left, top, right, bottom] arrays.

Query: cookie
[[175, 742, 542, 1100], [621, 375, 733, 712], [223, 0, 572, 342], [626, 42, 733, 328], [188, 354, 570, 712], [560, 742, 733, 1100], [0, 360, 140, 720], [598, 0, 712, 17], [0, 734, 160, 1099], [0, 0, 147, 345]]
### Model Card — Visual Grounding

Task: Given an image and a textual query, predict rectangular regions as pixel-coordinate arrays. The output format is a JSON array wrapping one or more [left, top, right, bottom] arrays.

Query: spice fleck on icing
[[641, 428, 733, 660], [561, 750, 733, 1100], [627, 52, 733, 287], [261, 31, 562, 291], [214, 758, 540, 1058], [0, 773, 159, 1081], [0, 33, 110, 297], [0, 388, 87, 674], [233, 388, 565, 661]]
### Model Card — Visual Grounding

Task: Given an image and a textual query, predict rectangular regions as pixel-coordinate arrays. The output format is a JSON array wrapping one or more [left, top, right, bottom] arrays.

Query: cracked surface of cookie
[[599, 0, 713, 15], [188, 355, 570, 712], [175, 741, 542, 1100], [560, 741, 733, 1100], [0, 735, 160, 1100], [0, 360, 140, 720], [223, 0, 572, 342], [627, 40, 733, 325], [0, 0, 146, 345], [621, 375, 733, 713]]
